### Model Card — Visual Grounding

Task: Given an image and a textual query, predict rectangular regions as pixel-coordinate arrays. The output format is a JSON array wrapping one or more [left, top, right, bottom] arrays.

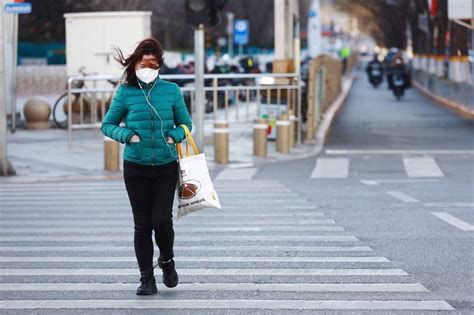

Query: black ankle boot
[[158, 257, 178, 288], [136, 270, 158, 295]]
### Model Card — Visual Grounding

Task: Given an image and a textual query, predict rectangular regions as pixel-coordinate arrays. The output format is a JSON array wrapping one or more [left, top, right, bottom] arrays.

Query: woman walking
[[101, 38, 192, 295]]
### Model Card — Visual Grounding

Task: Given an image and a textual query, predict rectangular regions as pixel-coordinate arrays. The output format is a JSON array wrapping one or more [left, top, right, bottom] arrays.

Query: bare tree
[[337, 0, 468, 57]]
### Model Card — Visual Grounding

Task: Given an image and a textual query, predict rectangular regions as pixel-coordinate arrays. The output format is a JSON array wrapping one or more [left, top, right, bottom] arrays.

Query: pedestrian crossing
[[211, 155, 456, 180], [0, 180, 454, 312], [310, 156, 448, 179]]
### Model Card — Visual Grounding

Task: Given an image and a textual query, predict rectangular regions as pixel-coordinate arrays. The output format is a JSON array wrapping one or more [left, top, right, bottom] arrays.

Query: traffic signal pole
[[193, 24, 205, 152]]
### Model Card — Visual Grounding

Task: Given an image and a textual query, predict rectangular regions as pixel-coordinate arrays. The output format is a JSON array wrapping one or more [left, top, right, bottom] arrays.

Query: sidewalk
[[2, 77, 354, 182]]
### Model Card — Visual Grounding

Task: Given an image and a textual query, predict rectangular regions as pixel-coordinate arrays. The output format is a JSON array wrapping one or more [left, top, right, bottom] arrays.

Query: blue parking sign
[[5, 2, 32, 14], [234, 19, 249, 46]]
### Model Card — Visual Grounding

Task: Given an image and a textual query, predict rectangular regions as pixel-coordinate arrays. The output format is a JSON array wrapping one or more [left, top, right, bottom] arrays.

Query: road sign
[[4, 2, 31, 14], [234, 19, 249, 46], [448, 0, 472, 19]]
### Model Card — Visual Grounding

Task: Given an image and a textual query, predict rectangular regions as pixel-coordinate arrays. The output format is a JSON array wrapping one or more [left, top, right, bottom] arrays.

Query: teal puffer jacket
[[101, 78, 192, 166]]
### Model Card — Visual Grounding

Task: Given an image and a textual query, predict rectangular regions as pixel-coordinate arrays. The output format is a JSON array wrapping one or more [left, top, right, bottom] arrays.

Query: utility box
[[64, 11, 152, 77]]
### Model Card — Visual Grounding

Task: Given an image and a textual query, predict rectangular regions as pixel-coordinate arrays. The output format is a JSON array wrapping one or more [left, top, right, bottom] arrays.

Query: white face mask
[[136, 68, 159, 84]]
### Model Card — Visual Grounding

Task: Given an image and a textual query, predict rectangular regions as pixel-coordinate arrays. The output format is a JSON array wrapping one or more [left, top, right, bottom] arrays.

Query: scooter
[[391, 71, 405, 101], [368, 66, 383, 88]]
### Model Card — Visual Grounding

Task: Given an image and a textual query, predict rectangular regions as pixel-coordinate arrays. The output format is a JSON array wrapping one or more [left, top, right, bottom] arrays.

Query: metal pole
[[296, 77, 302, 145], [274, 0, 286, 60], [193, 24, 205, 152], [0, 0, 15, 175], [471, 16, 474, 85], [10, 13, 17, 133], [227, 12, 234, 57]]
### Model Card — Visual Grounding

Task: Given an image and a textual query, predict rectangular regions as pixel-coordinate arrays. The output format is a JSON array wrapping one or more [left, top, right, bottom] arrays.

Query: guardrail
[[66, 72, 302, 145]]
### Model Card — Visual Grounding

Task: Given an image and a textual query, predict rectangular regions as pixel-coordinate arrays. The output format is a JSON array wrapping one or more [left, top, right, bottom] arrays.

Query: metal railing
[[67, 72, 302, 145]]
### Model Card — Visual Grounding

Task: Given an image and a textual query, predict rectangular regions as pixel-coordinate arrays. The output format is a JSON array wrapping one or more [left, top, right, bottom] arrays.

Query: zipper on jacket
[[149, 90, 155, 166]]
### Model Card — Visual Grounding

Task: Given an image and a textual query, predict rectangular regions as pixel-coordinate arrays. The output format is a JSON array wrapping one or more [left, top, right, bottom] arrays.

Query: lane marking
[[326, 149, 474, 155], [311, 158, 349, 179], [361, 179, 440, 186], [424, 202, 474, 208], [0, 256, 389, 263], [386, 191, 420, 203], [360, 180, 379, 185], [431, 212, 474, 231], [227, 163, 255, 169], [402, 157, 444, 178], [215, 168, 258, 180], [0, 245, 373, 252], [0, 282, 428, 292], [0, 268, 408, 276], [0, 235, 359, 242]]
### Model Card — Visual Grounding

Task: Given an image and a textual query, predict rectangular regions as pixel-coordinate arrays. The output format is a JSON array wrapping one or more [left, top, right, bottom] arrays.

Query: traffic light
[[185, 0, 228, 26]]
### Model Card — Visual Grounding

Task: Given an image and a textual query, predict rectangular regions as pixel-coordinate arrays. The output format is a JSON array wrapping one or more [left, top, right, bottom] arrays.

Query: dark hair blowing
[[113, 37, 165, 88]]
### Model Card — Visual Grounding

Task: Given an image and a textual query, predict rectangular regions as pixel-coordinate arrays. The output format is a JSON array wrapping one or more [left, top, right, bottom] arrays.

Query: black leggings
[[123, 159, 178, 273]]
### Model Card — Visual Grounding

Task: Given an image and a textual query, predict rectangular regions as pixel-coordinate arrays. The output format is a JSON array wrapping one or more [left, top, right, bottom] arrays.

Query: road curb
[[313, 76, 356, 155], [412, 80, 474, 121]]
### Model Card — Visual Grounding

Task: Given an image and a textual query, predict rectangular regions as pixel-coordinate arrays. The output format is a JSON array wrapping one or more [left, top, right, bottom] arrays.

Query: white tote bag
[[176, 125, 221, 218]]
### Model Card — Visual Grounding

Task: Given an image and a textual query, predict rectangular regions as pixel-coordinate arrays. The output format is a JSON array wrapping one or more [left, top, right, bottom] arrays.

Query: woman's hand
[[130, 135, 141, 143]]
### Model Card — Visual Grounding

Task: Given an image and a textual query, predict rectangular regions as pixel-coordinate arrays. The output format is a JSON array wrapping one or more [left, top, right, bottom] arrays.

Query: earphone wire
[[138, 79, 178, 159]]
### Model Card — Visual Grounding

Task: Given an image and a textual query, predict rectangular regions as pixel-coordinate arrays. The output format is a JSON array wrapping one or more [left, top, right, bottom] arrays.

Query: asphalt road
[[259, 73, 474, 313], [0, 72, 472, 314]]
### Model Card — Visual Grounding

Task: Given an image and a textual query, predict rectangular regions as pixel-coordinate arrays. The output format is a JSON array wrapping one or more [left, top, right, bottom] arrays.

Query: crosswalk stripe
[[0, 282, 428, 292], [402, 157, 444, 178], [0, 256, 389, 263], [0, 235, 359, 242], [215, 168, 258, 180], [0, 180, 281, 187], [0, 189, 293, 195], [0, 245, 373, 252], [0, 186, 285, 193], [0, 189, 292, 194], [386, 191, 420, 203], [0, 212, 325, 219], [0, 268, 408, 276], [0, 220, 336, 226], [0, 189, 286, 195], [311, 158, 349, 179], [0, 299, 454, 310], [0, 226, 344, 233], [0, 199, 311, 206], [0, 205, 317, 214]]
